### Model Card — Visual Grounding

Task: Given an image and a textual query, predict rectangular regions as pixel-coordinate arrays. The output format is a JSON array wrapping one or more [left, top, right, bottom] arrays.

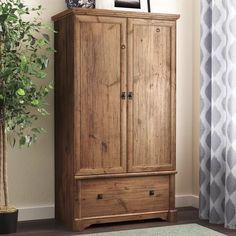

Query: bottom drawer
[[77, 176, 170, 218]]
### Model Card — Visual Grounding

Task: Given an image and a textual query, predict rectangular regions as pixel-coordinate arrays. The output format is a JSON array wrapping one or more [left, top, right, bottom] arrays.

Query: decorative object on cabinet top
[[66, 0, 95, 8], [115, 0, 141, 8], [95, 0, 148, 12]]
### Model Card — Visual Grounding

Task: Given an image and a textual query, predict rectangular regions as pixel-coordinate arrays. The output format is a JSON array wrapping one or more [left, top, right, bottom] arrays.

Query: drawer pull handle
[[97, 194, 103, 200], [121, 92, 126, 100], [149, 190, 155, 196]]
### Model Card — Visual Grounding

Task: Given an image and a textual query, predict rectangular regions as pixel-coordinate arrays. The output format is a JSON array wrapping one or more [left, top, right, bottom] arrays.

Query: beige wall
[[8, 0, 200, 213], [192, 0, 200, 196]]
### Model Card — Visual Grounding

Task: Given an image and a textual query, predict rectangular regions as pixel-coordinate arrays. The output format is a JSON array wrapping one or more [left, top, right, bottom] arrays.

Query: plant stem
[[0, 22, 2, 208], [2, 123, 9, 207], [0, 125, 2, 206]]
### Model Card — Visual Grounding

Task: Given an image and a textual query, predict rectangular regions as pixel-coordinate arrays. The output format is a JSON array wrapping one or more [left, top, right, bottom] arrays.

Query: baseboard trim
[[18, 205, 55, 222], [18, 195, 199, 221], [176, 195, 199, 208]]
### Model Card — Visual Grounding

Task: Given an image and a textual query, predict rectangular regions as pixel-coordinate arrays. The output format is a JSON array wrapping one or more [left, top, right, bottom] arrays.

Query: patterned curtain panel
[[200, 0, 236, 229]]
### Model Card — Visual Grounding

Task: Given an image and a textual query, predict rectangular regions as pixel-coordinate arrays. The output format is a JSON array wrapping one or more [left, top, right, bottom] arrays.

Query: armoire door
[[74, 16, 127, 175], [128, 19, 176, 172]]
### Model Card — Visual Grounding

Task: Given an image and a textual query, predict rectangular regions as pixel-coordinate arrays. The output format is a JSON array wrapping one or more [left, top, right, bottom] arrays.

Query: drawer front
[[79, 176, 169, 218]]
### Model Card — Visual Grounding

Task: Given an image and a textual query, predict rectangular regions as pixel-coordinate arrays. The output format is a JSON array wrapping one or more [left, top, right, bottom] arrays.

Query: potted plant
[[0, 0, 53, 234]]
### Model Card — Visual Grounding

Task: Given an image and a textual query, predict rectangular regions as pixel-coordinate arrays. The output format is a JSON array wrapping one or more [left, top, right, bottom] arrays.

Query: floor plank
[[15, 208, 234, 236]]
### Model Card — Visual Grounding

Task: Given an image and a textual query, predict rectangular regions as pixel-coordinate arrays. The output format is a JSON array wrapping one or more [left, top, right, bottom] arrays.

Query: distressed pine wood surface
[[74, 16, 127, 175], [74, 170, 177, 180], [128, 19, 176, 172], [77, 176, 169, 218], [53, 9, 179, 231], [54, 15, 75, 229]]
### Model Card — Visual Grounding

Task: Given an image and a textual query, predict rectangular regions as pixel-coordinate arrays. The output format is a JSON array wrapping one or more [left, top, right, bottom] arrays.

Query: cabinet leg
[[168, 210, 177, 222], [73, 220, 91, 232]]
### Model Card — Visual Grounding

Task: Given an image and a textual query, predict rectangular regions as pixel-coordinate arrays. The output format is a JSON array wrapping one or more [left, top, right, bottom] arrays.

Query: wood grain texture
[[170, 23, 177, 171], [74, 170, 177, 180], [54, 15, 75, 229], [128, 19, 176, 172], [74, 16, 127, 175], [76, 176, 169, 218], [54, 10, 179, 232], [52, 8, 180, 22], [74, 211, 168, 231], [168, 210, 177, 223], [169, 174, 176, 210]]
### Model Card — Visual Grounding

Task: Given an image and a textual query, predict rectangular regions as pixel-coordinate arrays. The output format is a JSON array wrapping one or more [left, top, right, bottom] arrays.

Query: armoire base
[[73, 210, 177, 232]]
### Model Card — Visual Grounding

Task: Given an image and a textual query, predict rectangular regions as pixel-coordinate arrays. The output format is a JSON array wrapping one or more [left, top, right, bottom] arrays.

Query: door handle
[[128, 92, 133, 100], [121, 92, 126, 100]]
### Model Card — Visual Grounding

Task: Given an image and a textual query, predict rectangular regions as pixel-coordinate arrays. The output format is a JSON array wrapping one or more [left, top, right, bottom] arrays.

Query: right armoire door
[[128, 18, 177, 172]]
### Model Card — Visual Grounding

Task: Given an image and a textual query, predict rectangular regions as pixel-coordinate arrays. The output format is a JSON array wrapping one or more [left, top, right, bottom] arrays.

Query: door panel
[[128, 19, 176, 172], [75, 16, 127, 175]]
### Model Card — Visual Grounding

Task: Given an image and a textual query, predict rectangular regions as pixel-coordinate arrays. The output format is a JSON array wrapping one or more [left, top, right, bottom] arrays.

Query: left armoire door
[[74, 16, 127, 175]]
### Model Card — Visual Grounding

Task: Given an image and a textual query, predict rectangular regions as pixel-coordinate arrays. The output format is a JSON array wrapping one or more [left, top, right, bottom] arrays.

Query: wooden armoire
[[52, 8, 179, 231]]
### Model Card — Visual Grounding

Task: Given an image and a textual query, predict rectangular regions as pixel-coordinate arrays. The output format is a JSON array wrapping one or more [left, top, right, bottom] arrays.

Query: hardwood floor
[[15, 208, 234, 236]]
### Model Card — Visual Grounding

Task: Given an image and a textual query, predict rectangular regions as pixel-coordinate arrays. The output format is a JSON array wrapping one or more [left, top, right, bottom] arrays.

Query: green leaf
[[7, 14, 17, 21], [48, 81, 54, 89], [43, 33, 49, 41], [21, 55, 28, 64], [2, 68, 12, 77], [31, 99, 39, 106], [0, 14, 8, 23], [37, 108, 49, 116], [37, 38, 46, 47], [19, 136, 26, 146], [16, 88, 26, 96], [32, 127, 45, 134], [35, 71, 46, 79]]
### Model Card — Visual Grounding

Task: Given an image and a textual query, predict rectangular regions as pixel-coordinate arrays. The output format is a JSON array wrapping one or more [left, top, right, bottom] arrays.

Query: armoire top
[[52, 8, 180, 22]]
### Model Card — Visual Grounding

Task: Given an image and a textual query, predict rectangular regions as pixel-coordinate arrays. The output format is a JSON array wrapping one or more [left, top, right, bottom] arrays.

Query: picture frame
[[95, 0, 149, 12], [115, 0, 140, 9]]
